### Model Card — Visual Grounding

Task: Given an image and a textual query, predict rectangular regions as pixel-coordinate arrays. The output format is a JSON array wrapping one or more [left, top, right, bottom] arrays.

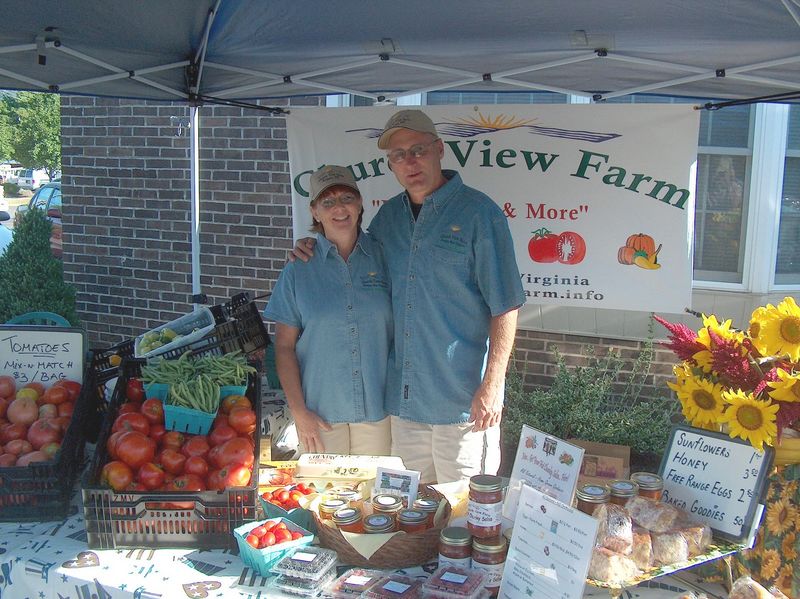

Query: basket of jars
[[312, 484, 451, 568]]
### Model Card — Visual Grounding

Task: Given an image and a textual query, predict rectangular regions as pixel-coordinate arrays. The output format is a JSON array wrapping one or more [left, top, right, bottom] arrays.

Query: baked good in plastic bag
[[587, 547, 639, 583], [624, 496, 681, 533], [595, 503, 633, 554], [728, 576, 777, 599], [630, 526, 653, 570]]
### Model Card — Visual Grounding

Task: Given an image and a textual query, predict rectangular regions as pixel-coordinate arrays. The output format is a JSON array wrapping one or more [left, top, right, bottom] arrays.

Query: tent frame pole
[[190, 105, 201, 303]]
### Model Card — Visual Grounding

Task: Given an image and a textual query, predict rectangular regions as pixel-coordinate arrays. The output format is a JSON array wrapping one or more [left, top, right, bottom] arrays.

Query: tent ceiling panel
[[1, 0, 799, 103]]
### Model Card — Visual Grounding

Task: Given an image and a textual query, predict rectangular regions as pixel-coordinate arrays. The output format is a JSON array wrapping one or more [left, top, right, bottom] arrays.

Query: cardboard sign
[[659, 425, 773, 543], [499, 485, 598, 599], [0, 326, 84, 385], [568, 438, 630, 487]]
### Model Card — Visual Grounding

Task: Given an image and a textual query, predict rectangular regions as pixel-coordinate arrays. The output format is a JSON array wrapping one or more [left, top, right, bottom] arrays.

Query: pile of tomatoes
[[244, 519, 305, 549], [100, 377, 259, 493], [261, 483, 314, 511], [0, 375, 82, 467]]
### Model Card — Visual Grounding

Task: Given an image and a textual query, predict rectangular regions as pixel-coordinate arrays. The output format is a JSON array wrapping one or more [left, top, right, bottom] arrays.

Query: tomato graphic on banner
[[527, 228, 586, 265]]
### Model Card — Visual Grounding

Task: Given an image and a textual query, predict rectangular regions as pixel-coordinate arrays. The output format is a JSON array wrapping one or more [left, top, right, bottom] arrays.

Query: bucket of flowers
[[655, 297, 800, 461]]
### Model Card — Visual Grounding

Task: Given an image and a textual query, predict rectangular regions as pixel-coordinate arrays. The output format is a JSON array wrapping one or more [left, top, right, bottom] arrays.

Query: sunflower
[[720, 390, 779, 451], [775, 565, 795, 596], [765, 497, 797, 536], [672, 373, 726, 427], [749, 296, 800, 361], [759, 548, 781, 581], [766, 368, 800, 403], [781, 532, 797, 562]]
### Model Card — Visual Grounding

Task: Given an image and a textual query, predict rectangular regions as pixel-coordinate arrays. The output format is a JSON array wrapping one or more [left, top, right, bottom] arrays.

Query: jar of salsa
[[372, 494, 403, 522], [630, 472, 664, 500], [471, 535, 508, 595], [412, 498, 439, 528], [319, 497, 348, 520], [608, 480, 639, 506], [397, 509, 428, 534], [332, 507, 364, 533], [438, 526, 472, 568], [467, 474, 503, 538], [575, 484, 610, 515], [363, 513, 395, 534]]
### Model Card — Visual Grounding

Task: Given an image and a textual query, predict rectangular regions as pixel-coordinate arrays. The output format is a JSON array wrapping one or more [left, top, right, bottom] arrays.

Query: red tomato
[[228, 407, 256, 435], [259, 531, 276, 548], [0, 453, 16, 467], [38, 403, 57, 420], [115, 431, 156, 469], [148, 423, 166, 443], [209, 437, 254, 469], [290, 531, 304, 540], [52, 415, 72, 432], [274, 528, 292, 544], [0, 376, 16, 399], [208, 422, 237, 446], [57, 401, 74, 418], [0, 398, 8, 419], [528, 230, 560, 263], [41, 386, 69, 406], [106, 430, 126, 460], [27, 418, 63, 449], [205, 469, 225, 491], [277, 489, 291, 503], [101, 460, 134, 491], [53, 380, 81, 402], [7, 397, 38, 426], [112, 412, 150, 436], [140, 399, 164, 425], [4, 438, 33, 455], [157, 448, 187, 475], [160, 431, 185, 451], [41, 441, 61, 459], [556, 231, 587, 265], [137, 462, 166, 490], [0, 422, 27, 444], [126, 378, 145, 403], [250, 524, 268, 538], [246, 534, 260, 548], [218, 463, 252, 488], [221, 395, 251, 415], [181, 436, 210, 458], [168, 473, 205, 492], [117, 402, 141, 416], [184, 455, 209, 478], [23, 382, 45, 398]]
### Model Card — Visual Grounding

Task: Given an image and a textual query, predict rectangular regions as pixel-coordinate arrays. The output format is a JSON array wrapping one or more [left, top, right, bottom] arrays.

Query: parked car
[[0, 211, 12, 256], [17, 169, 51, 191], [15, 181, 62, 257]]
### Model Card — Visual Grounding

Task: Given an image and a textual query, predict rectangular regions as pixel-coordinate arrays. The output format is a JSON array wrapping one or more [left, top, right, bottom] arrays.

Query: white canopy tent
[[2, 0, 800, 293]]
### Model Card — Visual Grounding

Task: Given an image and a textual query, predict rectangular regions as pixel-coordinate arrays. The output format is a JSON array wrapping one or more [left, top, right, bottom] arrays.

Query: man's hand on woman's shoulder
[[288, 237, 316, 263]]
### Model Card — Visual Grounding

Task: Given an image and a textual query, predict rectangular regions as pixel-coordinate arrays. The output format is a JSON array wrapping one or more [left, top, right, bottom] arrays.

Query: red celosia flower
[[775, 401, 800, 439], [707, 330, 761, 391], [654, 315, 705, 364]]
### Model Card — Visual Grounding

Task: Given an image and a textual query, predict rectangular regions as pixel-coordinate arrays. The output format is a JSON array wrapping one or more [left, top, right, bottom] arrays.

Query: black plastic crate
[[81, 359, 261, 550], [0, 372, 98, 521]]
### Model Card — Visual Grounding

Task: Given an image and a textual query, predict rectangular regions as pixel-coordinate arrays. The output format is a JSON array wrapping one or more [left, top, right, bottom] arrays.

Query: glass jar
[[397, 509, 428, 534], [467, 474, 503, 538], [332, 507, 364, 533], [471, 535, 508, 594], [438, 526, 473, 568], [630, 472, 664, 500], [331, 486, 363, 509], [608, 480, 639, 506], [575, 484, 611, 515], [319, 497, 348, 520], [412, 498, 439, 528], [371, 494, 403, 521], [363, 513, 395, 534]]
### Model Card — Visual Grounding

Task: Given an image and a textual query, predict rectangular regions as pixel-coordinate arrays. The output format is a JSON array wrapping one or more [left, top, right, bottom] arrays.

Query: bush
[[2, 182, 20, 197], [0, 207, 78, 324], [502, 332, 678, 470]]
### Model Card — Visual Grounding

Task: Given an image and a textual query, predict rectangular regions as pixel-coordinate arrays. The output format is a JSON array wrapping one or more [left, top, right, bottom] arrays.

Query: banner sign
[[287, 105, 698, 313]]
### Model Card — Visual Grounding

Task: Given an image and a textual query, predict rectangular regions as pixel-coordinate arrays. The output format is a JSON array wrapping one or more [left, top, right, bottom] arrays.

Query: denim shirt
[[263, 230, 392, 424], [369, 171, 525, 424]]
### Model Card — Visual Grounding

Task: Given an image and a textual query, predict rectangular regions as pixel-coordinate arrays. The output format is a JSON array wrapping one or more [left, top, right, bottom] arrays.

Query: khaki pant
[[390, 416, 501, 484], [300, 417, 391, 456]]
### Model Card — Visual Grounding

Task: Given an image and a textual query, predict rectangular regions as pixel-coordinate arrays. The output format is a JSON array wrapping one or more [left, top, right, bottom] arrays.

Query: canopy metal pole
[[190, 105, 201, 301]]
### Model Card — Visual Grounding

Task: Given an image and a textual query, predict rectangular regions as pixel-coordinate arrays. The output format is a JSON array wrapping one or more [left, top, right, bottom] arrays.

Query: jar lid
[[473, 536, 508, 553], [332, 507, 361, 526], [363, 514, 394, 533], [609, 480, 639, 497], [398, 509, 427, 524], [630, 472, 664, 490], [440, 526, 472, 546], [412, 498, 439, 513], [331, 487, 360, 500], [469, 474, 502, 492], [372, 494, 403, 510], [320, 498, 348, 513], [576, 484, 610, 503]]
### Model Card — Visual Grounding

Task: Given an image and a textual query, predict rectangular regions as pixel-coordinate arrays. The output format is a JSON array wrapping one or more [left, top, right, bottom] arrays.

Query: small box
[[271, 546, 338, 582], [329, 568, 384, 598], [362, 574, 424, 599], [422, 565, 487, 599], [568, 439, 630, 487], [233, 518, 315, 577], [134, 307, 216, 359], [271, 568, 336, 597]]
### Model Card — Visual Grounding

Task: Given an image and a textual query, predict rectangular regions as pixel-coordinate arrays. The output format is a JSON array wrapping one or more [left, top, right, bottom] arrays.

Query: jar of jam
[[630, 472, 664, 500], [412, 498, 439, 528], [397, 509, 428, 534], [331, 486, 363, 509], [332, 507, 364, 533], [363, 513, 395, 534], [467, 474, 503, 538], [608, 480, 639, 506], [576, 484, 611, 515], [438, 526, 472, 568], [471, 535, 508, 595], [319, 497, 348, 520], [371, 494, 403, 521]]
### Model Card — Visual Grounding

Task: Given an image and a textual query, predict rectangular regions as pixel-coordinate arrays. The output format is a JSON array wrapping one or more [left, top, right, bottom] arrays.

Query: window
[[776, 105, 800, 285]]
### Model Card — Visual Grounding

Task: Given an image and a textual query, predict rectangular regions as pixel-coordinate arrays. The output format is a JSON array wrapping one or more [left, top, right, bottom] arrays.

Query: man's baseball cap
[[377, 109, 439, 149], [308, 165, 360, 203]]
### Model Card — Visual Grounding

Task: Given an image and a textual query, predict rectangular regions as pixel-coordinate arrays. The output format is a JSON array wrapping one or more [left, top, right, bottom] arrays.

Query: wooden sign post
[[659, 425, 773, 543], [0, 326, 85, 385]]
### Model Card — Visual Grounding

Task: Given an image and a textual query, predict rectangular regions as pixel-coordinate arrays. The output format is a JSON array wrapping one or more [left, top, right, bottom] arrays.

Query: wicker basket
[[314, 486, 450, 568]]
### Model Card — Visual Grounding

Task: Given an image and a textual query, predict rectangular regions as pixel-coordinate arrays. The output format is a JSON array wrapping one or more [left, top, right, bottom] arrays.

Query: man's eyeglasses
[[386, 139, 439, 164], [317, 193, 359, 209]]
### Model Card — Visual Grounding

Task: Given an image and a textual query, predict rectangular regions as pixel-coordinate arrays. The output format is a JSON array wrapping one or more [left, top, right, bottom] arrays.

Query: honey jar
[[363, 513, 395, 534], [371, 494, 403, 521], [397, 509, 428, 534], [319, 497, 348, 520], [608, 480, 639, 506], [438, 526, 473, 568], [330, 486, 363, 509], [630, 472, 664, 500], [332, 507, 364, 533], [412, 497, 439, 528], [575, 484, 610, 515], [467, 474, 503, 538]]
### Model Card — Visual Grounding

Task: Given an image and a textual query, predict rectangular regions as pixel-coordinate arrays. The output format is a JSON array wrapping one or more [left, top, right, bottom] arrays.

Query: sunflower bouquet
[[655, 297, 800, 452]]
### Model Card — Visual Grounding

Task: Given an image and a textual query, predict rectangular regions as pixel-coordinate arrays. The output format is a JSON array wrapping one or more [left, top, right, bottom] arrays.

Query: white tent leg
[[190, 105, 201, 303]]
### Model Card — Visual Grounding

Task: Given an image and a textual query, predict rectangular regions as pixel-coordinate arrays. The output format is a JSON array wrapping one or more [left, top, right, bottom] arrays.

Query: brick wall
[[60, 96, 679, 398]]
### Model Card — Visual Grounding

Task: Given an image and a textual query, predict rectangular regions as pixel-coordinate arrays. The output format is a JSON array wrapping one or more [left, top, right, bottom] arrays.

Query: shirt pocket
[[430, 246, 471, 298]]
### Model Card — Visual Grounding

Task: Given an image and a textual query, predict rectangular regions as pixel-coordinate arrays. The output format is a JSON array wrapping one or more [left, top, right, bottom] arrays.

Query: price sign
[[0, 326, 85, 385], [659, 425, 773, 543]]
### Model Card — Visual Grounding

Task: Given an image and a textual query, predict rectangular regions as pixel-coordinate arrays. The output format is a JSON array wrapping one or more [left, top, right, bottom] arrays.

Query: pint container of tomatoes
[[259, 482, 316, 531], [233, 517, 315, 576]]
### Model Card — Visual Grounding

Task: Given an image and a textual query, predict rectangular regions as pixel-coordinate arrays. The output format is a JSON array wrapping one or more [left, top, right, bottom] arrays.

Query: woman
[[264, 165, 393, 455]]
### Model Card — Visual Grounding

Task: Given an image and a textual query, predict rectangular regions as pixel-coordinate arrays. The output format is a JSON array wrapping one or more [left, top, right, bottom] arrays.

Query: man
[[295, 109, 525, 483]]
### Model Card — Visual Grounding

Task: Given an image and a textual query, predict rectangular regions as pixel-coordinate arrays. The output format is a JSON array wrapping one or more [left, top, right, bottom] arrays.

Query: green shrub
[[502, 333, 678, 463], [2, 182, 20, 197], [0, 207, 78, 325]]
